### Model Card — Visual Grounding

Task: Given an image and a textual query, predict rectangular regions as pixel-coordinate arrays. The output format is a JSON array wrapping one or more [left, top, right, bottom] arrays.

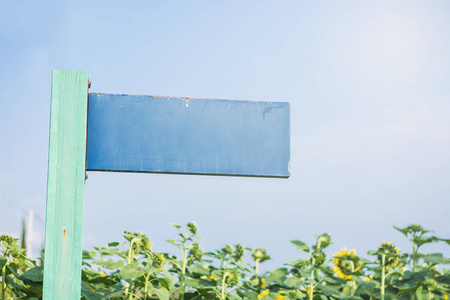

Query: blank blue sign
[[86, 94, 290, 177]]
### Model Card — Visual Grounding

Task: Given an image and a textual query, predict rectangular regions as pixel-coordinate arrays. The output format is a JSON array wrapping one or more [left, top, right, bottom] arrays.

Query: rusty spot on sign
[[63, 228, 66, 238]]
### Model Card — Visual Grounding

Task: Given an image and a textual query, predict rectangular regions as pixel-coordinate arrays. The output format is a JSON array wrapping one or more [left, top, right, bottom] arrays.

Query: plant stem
[[381, 254, 386, 300], [144, 267, 153, 300], [309, 255, 315, 300], [412, 233, 418, 273], [180, 234, 188, 300], [221, 273, 228, 300], [225, 254, 232, 269], [126, 240, 136, 300], [181, 230, 189, 279], [182, 248, 187, 279], [255, 259, 260, 276], [2, 264, 6, 300]]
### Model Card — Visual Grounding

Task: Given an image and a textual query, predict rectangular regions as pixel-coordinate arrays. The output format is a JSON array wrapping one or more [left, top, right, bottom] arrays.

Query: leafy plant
[[0, 223, 449, 300]]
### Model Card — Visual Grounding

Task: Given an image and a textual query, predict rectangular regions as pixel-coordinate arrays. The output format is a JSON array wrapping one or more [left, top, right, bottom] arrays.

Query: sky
[[1, 0, 449, 270]]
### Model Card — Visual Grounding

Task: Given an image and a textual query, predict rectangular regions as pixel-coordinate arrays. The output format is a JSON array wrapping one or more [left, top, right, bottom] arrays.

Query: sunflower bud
[[406, 224, 424, 234], [152, 253, 166, 268], [123, 231, 150, 253], [234, 244, 244, 262], [252, 248, 270, 263], [189, 242, 203, 261], [288, 289, 300, 299], [316, 233, 331, 249], [426, 279, 437, 289], [222, 245, 233, 255], [312, 249, 326, 268], [225, 269, 240, 286], [0, 235, 14, 246], [187, 222, 198, 235]]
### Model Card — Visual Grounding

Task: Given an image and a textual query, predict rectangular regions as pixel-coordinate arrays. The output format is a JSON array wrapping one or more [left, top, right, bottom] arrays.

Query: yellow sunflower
[[332, 248, 361, 281], [377, 242, 400, 267], [257, 289, 270, 299]]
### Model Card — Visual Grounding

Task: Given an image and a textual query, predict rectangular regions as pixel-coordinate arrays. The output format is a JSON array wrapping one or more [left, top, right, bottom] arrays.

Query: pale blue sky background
[[1, 1, 449, 269]]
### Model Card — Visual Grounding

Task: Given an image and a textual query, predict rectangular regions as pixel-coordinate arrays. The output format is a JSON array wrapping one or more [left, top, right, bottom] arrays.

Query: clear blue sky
[[1, 0, 449, 269]]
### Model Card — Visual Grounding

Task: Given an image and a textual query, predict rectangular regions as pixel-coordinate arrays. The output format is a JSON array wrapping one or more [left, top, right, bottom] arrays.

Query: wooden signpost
[[43, 70, 290, 299]]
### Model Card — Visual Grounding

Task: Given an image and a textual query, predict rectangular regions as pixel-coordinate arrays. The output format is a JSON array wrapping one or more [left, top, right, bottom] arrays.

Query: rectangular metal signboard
[[86, 93, 290, 177]]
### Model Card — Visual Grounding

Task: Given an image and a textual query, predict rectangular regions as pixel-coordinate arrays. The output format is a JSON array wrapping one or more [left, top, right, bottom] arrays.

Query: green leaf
[[261, 293, 278, 300], [286, 258, 308, 269], [0, 258, 7, 269], [162, 268, 177, 282], [316, 283, 340, 296], [108, 242, 120, 247], [266, 268, 288, 283], [228, 294, 243, 300], [100, 248, 121, 256], [243, 291, 259, 299], [415, 285, 423, 300], [81, 281, 102, 300], [119, 263, 144, 280], [101, 290, 125, 299], [439, 238, 450, 245], [290, 240, 310, 253], [158, 277, 172, 290], [283, 276, 303, 288], [169, 223, 182, 230], [413, 236, 439, 248], [183, 278, 215, 288], [82, 250, 97, 259], [191, 263, 210, 276], [93, 259, 125, 269], [154, 287, 170, 300], [20, 266, 43, 282], [394, 226, 410, 237], [424, 253, 450, 265]]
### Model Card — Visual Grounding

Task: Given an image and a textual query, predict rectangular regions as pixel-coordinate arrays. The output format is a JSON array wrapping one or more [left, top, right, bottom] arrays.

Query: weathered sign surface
[[86, 93, 290, 177]]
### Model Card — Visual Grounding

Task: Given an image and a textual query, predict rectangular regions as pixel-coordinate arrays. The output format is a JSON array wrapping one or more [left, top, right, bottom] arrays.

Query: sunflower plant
[[394, 224, 450, 272], [282, 233, 335, 300], [165, 222, 205, 299], [330, 247, 364, 297], [0, 234, 40, 299], [1, 222, 449, 300], [81, 231, 173, 300], [364, 242, 403, 300]]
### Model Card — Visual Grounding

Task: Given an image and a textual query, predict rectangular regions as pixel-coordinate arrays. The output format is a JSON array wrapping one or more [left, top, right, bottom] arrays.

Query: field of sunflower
[[1, 223, 449, 299]]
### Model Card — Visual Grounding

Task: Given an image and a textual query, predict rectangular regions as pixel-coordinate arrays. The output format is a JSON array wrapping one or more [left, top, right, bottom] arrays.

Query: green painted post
[[43, 70, 90, 299]]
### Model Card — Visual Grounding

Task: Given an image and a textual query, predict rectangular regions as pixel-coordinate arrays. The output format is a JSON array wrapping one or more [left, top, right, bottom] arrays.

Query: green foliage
[[0, 223, 449, 300]]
